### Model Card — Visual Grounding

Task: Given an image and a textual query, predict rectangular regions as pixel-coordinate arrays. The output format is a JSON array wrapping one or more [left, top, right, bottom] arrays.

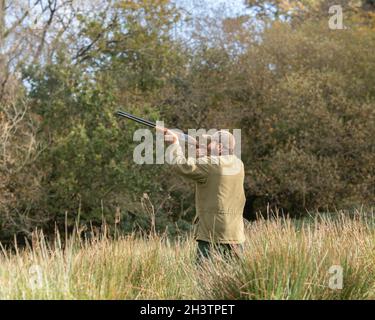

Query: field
[[0, 212, 374, 300]]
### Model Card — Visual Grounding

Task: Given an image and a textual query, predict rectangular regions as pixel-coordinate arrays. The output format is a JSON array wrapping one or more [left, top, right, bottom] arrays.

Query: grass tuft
[[0, 211, 374, 300]]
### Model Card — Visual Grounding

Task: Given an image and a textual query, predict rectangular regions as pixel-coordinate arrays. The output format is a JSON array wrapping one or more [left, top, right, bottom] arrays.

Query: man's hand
[[164, 129, 179, 144], [156, 126, 179, 144]]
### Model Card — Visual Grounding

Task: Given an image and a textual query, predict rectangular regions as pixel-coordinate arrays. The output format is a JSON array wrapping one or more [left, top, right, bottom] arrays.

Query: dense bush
[[167, 19, 375, 217]]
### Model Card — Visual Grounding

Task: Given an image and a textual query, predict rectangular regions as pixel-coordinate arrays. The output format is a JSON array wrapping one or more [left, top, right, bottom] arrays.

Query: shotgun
[[115, 110, 199, 146]]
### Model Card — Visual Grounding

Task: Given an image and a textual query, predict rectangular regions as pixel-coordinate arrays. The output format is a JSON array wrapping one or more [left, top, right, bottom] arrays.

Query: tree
[[21, 0, 190, 238]]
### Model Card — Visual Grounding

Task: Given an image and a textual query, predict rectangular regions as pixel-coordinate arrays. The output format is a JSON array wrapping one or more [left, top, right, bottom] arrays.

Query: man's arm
[[168, 143, 209, 183], [162, 128, 209, 183]]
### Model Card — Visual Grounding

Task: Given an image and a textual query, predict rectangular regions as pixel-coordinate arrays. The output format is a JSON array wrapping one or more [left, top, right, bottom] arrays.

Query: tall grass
[[0, 211, 374, 300], [198, 212, 375, 299]]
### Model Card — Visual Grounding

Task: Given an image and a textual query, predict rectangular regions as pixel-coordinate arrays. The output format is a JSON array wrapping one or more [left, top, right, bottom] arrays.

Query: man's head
[[204, 130, 236, 156]]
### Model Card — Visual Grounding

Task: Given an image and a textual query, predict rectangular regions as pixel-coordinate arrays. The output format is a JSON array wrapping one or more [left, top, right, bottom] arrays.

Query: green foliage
[[11, 0, 187, 241], [167, 19, 375, 216], [1, 0, 375, 240]]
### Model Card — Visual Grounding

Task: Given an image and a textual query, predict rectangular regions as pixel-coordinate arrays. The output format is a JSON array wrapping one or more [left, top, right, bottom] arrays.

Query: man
[[163, 128, 246, 263]]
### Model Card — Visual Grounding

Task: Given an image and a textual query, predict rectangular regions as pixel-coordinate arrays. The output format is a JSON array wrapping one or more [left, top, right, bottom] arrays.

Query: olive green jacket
[[168, 143, 246, 244]]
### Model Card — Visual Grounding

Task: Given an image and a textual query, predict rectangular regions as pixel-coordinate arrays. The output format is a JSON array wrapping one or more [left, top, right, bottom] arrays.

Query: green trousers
[[196, 240, 244, 264]]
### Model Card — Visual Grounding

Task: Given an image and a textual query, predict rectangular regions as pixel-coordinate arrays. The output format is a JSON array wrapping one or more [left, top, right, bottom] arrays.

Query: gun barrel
[[116, 110, 198, 145], [116, 110, 156, 128]]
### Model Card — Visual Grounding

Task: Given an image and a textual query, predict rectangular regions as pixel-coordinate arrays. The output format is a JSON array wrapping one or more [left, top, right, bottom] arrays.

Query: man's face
[[207, 141, 221, 156], [196, 131, 233, 157], [195, 142, 218, 158]]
